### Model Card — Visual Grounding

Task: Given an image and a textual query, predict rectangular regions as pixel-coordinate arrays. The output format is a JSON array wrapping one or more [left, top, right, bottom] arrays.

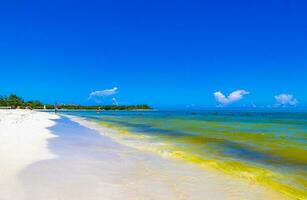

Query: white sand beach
[[0, 110, 289, 200], [0, 110, 59, 199]]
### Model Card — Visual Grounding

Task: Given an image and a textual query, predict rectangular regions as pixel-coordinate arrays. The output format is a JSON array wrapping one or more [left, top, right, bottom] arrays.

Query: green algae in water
[[65, 110, 307, 199]]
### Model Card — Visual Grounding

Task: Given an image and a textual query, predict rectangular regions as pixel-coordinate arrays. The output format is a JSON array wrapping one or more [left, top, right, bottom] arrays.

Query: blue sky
[[0, 0, 306, 108]]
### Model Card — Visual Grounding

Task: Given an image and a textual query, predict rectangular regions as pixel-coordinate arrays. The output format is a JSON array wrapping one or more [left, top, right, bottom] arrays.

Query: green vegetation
[[0, 94, 152, 110], [57, 104, 151, 110], [0, 94, 29, 108]]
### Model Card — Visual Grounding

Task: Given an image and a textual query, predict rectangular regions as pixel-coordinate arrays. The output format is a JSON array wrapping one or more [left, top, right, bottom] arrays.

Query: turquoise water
[[61, 110, 307, 199]]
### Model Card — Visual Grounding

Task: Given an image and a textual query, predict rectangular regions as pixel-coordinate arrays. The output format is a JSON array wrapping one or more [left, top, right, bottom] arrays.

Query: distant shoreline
[[37, 108, 157, 112]]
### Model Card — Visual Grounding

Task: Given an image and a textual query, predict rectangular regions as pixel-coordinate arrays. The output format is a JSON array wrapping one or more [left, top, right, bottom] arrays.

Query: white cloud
[[89, 87, 118, 99], [214, 90, 249, 106], [112, 97, 119, 105], [274, 94, 298, 107]]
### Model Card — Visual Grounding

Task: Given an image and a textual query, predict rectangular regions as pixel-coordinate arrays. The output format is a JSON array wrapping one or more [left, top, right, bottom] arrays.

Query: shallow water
[[60, 110, 307, 199], [20, 115, 283, 200]]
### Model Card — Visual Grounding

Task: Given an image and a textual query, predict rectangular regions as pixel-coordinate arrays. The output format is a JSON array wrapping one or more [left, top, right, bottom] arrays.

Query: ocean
[[60, 110, 307, 199]]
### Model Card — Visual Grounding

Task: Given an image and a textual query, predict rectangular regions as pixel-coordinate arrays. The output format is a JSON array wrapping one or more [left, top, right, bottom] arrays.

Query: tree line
[[0, 94, 152, 110]]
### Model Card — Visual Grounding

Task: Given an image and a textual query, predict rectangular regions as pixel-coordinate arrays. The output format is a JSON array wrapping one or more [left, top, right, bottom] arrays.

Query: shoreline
[[0, 110, 290, 199], [35, 109, 157, 112], [64, 111, 306, 200], [64, 114, 290, 200]]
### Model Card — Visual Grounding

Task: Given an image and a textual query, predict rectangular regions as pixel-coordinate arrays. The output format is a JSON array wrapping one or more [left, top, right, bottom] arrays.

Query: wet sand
[[18, 115, 288, 200]]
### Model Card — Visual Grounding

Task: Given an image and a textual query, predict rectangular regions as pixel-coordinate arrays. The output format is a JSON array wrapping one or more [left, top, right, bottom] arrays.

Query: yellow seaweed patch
[[153, 146, 307, 200], [96, 120, 307, 200]]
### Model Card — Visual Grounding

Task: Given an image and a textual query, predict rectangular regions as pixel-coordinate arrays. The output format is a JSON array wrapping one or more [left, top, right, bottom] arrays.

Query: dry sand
[[0, 110, 59, 200]]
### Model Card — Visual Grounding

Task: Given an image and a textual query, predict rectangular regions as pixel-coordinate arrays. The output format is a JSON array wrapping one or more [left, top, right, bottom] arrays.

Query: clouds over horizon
[[214, 90, 249, 106], [274, 94, 298, 107], [87, 88, 300, 108], [89, 87, 118, 99], [112, 97, 119, 105]]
